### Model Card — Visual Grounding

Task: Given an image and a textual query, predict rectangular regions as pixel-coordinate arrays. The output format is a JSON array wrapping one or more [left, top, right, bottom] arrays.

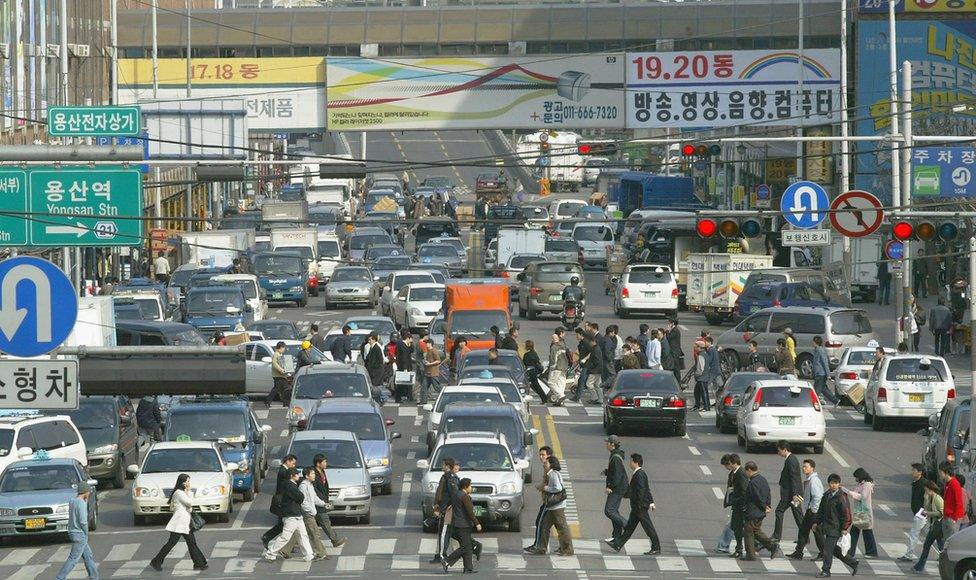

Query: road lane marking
[[676, 539, 706, 556], [708, 556, 741, 572], [602, 555, 635, 570], [398, 406, 417, 417], [395, 472, 413, 527], [335, 555, 365, 571], [763, 559, 795, 573], [279, 429, 289, 438], [0, 548, 38, 565], [406, 451, 416, 460], [391, 555, 421, 569], [367, 538, 397, 554], [549, 554, 581, 569], [211, 540, 245, 558], [712, 487, 725, 500], [496, 554, 527, 569], [410, 435, 420, 444], [231, 496, 254, 529], [878, 503, 896, 517], [548, 406, 569, 416], [688, 446, 701, 456], [105, 543, 140, 561], [657, 556, 689, 571], [223, 558, 256, 575], [823, 440, 850, 468], [699, 465, 711, 475]]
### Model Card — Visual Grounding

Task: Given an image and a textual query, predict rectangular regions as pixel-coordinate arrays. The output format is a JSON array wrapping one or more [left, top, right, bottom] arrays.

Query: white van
[[212, 274, 267, 321], [864, 354, 955, 431], [0, 412, 88, 475], [572, 223, 615, 268]]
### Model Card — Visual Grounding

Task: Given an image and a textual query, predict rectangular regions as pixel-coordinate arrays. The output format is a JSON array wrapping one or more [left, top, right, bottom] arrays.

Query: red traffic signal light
[[578, 144, 592, 155], [681, 143, 722, 158], [892, 221, 914, 241], [682, 144, 696, 157], [540, 142, 551, 152], [578, 141, 618, 156], [696, 218, 718, 238]]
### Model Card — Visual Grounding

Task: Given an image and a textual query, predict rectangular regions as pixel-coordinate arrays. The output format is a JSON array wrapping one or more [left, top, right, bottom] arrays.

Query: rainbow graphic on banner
[[738, 52, 833, 80]]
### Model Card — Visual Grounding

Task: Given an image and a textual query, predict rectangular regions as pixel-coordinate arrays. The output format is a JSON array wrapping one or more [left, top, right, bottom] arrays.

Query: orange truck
[[444, 280, 511, 354]]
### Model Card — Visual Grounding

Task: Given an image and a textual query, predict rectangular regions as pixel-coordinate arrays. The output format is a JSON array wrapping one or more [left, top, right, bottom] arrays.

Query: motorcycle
[[560, 298, 584, 328]]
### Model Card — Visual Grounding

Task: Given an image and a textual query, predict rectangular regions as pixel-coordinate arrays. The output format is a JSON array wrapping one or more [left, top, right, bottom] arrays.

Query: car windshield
[[535, 263, 583, 283], [460, 368, 516, 383], [284, 344, 327, 363], [724, 373, 778, 394], [345, 319, 395, 334], [131, 298, 162, 320], [462, 351, 523, 374], [252, 322, 298, 340], [521, 206, 549, 220], [186, 290, 244, 314], [307, 413, 384, 440], [846, 350, 879, 365], [410, 287, 444, 302], [757, 386, 814, 408], [614, 371, 679, 394], [424, 176, 451, 188], [294, 373, 369, 399], [886, 358, 950, 382], [450, 311, 509, 337], [114, 304, 144, 320], [432, 443, 512, 472], [419, 245, 458, 258], [365, 247, 400, 261], [0, 429, 14, 457], [318, 240, 341, 258], [62, 400, 117, 430], [332, 268, 372, 282], [254, 255, 303, 277], [556, 203, 584, 217], [351, 234, 391, 250], [430, 318, 445, 335], [417, 224, 456, 238], [290, 439, 362, 469], [394, 274, 434, 291], [436, 391, 504, 412], [628, 269, 674, 284], [309, 210, 339, 225], [0, 465, 79, 492], [545, 239, 577, 253], [222, 280, 257, 299], [170, 268, 197, 288], [830, 311, 873, 335], [376, 256, 411, 269], [167, 410, 248, 444], [574, 226, 612, 241], [142, 448, 222, 473], [443, 416, 519, 445], [277, 246, 314, 262], [510, 255, 544, 269]]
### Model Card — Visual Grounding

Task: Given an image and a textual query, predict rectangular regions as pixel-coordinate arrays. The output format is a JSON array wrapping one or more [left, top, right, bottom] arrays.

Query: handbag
[[851, 499, 871, 528], [190, 512, 205, 532], [544, 488, 567, 508]]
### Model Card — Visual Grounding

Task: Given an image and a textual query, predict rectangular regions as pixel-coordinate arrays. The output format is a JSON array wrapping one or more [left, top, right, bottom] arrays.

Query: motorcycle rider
[[561, 276, 585, 324]]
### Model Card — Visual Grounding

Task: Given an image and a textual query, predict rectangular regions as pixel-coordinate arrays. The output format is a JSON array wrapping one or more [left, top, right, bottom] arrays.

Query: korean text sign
[[911, 147, 976, 198], [625, 49, 841, 129], [0, 359, 79, 410]]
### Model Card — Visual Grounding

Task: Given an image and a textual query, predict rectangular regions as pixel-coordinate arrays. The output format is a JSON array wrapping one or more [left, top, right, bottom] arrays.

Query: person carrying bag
[[150, 473, 208, 571]]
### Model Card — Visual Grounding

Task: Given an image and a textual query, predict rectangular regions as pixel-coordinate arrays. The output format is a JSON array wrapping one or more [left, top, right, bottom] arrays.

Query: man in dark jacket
[[743, 461, 779, 561], [930, 298, 953, 356], [666, 319, 684, 385], [330, 325, 353, 363], [136, 396, 163, 442], [605, 453, 660, 555], [430, 458, 460, 564], [573, 328, 591, 402], [583, 337, 605, 405], [899, 463, 929, 561], [394, 332, 414, 403], [728, 453, 750, 558], [311, 454, 346, 548], [262, 454, 298, 548], [363, 331, 385, 393], [263, 467, 314, 562], [814, 473, 858, 577], [602, 435, 628, 541], [442, 478, 483, 573], [773, 441, 804, 542], [500, 326, 519, 352]]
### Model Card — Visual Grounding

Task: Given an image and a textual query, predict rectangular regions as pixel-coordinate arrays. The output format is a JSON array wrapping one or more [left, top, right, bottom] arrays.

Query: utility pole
[[59, 0, 73, 290], [888, 0, 904, 346], [151, 0, 162, 229], [839, 0, 852, 276], [901, 61, 914, 348], [796, 0, 805, 181], [185, 0, 193, 233]]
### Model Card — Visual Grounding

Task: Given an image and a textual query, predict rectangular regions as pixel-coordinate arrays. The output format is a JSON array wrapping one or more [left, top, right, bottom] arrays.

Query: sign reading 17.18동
[[48, 106, 141, 137]]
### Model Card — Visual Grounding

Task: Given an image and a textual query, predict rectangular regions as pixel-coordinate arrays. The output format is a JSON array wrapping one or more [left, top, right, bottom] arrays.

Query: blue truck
[[253, 251, 309, 307], [617, 172, 702, 216], [182, 285, 253, 335]]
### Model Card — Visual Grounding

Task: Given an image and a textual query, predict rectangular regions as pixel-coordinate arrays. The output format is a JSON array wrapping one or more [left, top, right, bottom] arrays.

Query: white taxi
[[736, 379, 825, 454], [831, 345, 894, 399], [864, 354, 955, 431]]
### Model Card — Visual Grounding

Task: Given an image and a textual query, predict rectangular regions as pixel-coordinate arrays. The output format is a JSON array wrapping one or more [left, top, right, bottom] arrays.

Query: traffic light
[[891, 219, 960, 242], [696, 217, 765, 239], [696, 218, 718, 238], [681, 143, 721, 158], [540, 141, 551, 153], [577, 141, 618, 156]]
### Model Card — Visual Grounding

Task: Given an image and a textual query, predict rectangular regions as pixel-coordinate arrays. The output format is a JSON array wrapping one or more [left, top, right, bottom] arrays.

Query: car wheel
[[737, 432, 745, 447], [360, 511, 372, 525], [111, 460, 125, 489], [674, 421, 686, 437], [380, 483, 393, 496], [528, 307, 537, 321], [217, 507, 231, 524], [872, 412, 885, 431], [796, 354, 814, 379], [719, 350, 739, 379], [704, 312, 725, 325], [715, 414, 722, 430], [507, 516, 521, 533], [133, 514, 149, 526], [745, 437, 759, 453], [518, 302, 526, 319], [524, 470, 533, 484], [958, 562, 976, 580], [324, 300, 331, 309], [298, 298, 308, 308], [242, 487, 255, 502], [863, 405, 872, 424], [813, 444, 824, 454], [604, 415, 618, 435]]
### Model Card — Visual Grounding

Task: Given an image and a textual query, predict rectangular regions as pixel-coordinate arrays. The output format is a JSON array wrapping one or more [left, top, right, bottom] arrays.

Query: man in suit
[[728, 453, 750, 558], [773, 440, 804, 542], [743, 461, 779, 561], [262, 454, 298, 548], [604, 453, 661, 555], [602, 435, 629, 542], [813, 473, 859, 577]]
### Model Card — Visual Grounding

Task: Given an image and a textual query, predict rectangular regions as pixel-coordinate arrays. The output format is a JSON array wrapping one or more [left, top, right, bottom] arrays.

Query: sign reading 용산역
[[625, 49, 841, 129], [326, 55, 626, 130]]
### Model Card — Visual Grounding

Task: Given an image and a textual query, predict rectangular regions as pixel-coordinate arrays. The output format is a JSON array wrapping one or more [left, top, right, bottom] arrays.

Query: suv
[[714, 306, 877, 379], [163, 397, 272, 502], [435, 403, 536, 483], [864, 354, 956, 431], [517, 261, 584, 320], [736, 379, 826, 453], [734, 281, 837, 321], [922, 397, 970, 480], [0, 412, 88, 476], [572, 223, 614, 268], [418, 432, 528, 533], [612, 264, 679, 319]]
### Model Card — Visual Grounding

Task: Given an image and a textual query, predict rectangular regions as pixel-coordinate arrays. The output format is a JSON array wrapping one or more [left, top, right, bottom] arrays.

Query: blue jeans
[[846, 525, 878, 559], [914, 521, 945, 571], [56, 534, 99, 580], [604, 493, 627, 539], [575, 368, 588, 400], [717, 522, 735, 551]]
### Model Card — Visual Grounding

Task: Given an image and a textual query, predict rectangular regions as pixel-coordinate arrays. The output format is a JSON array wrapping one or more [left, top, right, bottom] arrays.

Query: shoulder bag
[[544, 473, 567, 508], [190, 512, 206, 532], [851, 498, 871, 528]]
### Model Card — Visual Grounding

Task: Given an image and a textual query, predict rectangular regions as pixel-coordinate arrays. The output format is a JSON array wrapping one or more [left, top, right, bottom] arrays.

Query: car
[[43, 396, 138, 489], [547, 199, 587, 222], [321, 329, 375, 363], [168, 263, 201, 298], [364, 190, 404, 217], [128, 441, 238, 525], [248, 319, 301, 341], [734, 281, 838, 320], [378, 271, 438, 317], [418, 432, 527, 532], [283, 430, 372, 523], [428, 315, 446, 350], [391, 283, 445, 331], [305, 400, 401, 495], [517, 261, 584, 320], [573, 223, 614, 268], [457, 349, 527, 387], [113, 290, 170, 322], [415, 217, 460, 248], [496, 254, 547, 291], [421, 175, 455, 190], [343, 315, 397, 338], [363, 243, 405, 265], [714, 306, 879, 380], [552, 220, 576, 238], [603, 369, 687, 436], [613, 264, 679, 318], [0, 457, 98, 541], [457, 372, 532, 427], [212, 274, 268, 322], [325, 266, 377, 309], [581, 157, 610, 186], [287, 364, 374, 430], [864, 354, 956, 431], [416, 243, 466, 275], [713, 371, 778, 434], [243, 339, 328, 397], [163, 396, 272, 502], [475, 171, 505, 192], [519, 205, 550, 227], [316, 234, 344, 283], [940, 520, 976, 578], [116, 320, 208, 346], [736, 379, 826, 453], [427, 236, 467, 257], [922, 397, 970, 480], [348, 228, 394, 263], [457, 365, 518, 386], [543, 237, 580, 264], [370, 255, 414, 283], [434, 403, 537, 483], [181, 285, 253, 334], [831, 345, 894, 400], [0, 411, 88, 476], [574, 204, 608, 220], [423, 385, 506, 451], [484, 238, 498, 274]]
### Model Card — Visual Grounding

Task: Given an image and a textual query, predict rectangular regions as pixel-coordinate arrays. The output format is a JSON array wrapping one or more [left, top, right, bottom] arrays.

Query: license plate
[[473, 506, 486, 517], [909, 393, 925, 403], [636, 398, 660, 408], [778, 416, 796, 426], [24, 517, 45, 530], [549, 294, 562, 301], [643, 291, 659, 298], [272, 293, 284, 299]]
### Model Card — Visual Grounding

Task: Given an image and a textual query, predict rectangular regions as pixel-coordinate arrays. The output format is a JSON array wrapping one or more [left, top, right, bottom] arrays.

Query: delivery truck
[[516, 131, 584, 192], [64, 296, 117, 347], [180, 229, 255, 269], [262, 200, 309, 223], [616, 172, 702, 216], [821, 235, 881, 303], [271, 227, 321, 296], [495, 227, 547, 273], [444, 280, 511, 354], [686, 253, 774, 325]]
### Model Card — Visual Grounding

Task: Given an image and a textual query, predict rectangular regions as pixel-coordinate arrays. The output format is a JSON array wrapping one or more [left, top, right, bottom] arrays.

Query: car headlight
[[366, 458, 389, 468], [342, 486, 369, 498], [410, 307, 424, 316], [134, 486, 159, 498], [91, 443, 118, 456], [424, 481, 437, 493], [290, 286, 304, 292], [290, 406, 305, 419], [54, 503, 70, 515], [0, 507, 13, 516], [498, 482, 518, 494], [199, 484, 228, 497], [236, 459, 251, 473]]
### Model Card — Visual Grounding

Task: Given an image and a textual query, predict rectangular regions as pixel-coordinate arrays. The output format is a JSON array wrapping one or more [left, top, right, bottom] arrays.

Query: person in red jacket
[[941, 462, 966, 539]]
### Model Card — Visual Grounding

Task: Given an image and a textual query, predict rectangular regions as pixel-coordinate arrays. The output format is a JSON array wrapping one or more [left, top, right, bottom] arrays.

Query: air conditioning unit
[[47, 44, 60, 57], [68, 44, 90, 58], [0, 44, 9, 59]]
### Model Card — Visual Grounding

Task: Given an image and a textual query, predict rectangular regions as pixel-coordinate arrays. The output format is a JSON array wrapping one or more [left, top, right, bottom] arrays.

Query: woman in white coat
[[150, 473, 208, 571]]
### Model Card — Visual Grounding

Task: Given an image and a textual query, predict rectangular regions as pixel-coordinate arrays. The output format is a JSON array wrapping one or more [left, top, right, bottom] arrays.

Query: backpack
[[915, 307, 927, 327]]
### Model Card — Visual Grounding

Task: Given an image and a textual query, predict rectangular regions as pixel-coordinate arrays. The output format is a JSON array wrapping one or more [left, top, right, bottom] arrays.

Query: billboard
[[625, 49, 841, 129], [118, 58, 326, 132], [860, 0, 976, 13], [326, 55, 625, 130], [855, 20, 976, 202]]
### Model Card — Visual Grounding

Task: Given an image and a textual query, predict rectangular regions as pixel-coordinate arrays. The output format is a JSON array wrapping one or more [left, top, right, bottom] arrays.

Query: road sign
[[0, 358, 79, 410], [884, 239, 906, 261], [0, 257, 78, 357], [94, 131, 150, 173], [755, 183, 771, 209], [781, 181, 829, 229], [27, 168, 143, 247], [48, 106, 141, 137], [782, 228, 831, 247], [0, 170, 28, 246], [829, 190, 884, 238], [539, 131, 549, 143]]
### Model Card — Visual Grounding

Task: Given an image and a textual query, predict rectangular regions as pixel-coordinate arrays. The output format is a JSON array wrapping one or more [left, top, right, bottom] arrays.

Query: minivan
[[44, 395, 138, 488], [115, 321, 208, 346], [742, 267, 850, 308], [734, 281, 839, 320], [922, 397, 970, 479], [573, 223, 614, 268]]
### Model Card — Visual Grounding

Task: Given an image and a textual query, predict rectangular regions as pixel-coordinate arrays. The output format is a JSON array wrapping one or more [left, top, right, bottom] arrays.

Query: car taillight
[[772, 298, 781, 307], [671, 288, 679, 298], [500, 271, 509, 278], [723, 395, 734, 407], [752, 389, 763, 411], [665, 396, 686, 408], [621, 287, 630, 298], [948, 388, 956, 399], [611, 396, 628, 407], [948, 446, 956, 463], [809, 388, 822, 412], [840, 372, 857, 380], [825, 341, 842, 348], [877, 387, 887, 403], [530, 287, 542, 297]]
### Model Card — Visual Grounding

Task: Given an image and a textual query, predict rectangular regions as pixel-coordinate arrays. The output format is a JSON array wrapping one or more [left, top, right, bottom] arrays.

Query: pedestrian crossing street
[[10, 536, 932, 578]]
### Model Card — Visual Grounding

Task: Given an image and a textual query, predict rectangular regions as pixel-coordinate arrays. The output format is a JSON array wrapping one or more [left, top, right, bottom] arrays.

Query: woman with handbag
[[530, 456, 573, 556], [150, 473, 208, 571], [912, 480, 945, 573], [842, 467, 878, 559]]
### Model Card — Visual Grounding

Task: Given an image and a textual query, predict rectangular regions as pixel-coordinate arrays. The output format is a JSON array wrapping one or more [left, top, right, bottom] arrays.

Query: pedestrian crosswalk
[[22, 535, 935, 577]]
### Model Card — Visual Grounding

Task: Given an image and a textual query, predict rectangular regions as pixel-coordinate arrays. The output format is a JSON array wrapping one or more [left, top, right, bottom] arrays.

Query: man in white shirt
[[153, 252, 171, 283], [284, 467, 330, 561], [645, 329, 663, 370], [789, 459, 825, 560]]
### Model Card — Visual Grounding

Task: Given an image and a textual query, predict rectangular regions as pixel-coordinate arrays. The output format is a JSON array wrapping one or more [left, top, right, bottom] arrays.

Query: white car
[[864, 354, 955, 431], [497, 254, 547, 291], [316, 234, 344, 283], [128, 441, 237, 525], [572, 223, 614, 268], [581, 157, 609, 186], [0, 412, 88, 476], [391, 283, 445, 332], [736, 379, 826, 453], [423, 385, 505, 453], [378, 271, 437, 317], [613, 264, 679, 318], [113, 290, 169, 322], [242, 340, 326, 396], [459, 376, 531, 425], [831, 345, 894, 399], [484, 238, 498, 274], [212, 274, 267, 322]]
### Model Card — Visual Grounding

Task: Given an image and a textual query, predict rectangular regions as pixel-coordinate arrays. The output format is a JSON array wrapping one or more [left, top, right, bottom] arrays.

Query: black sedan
[[714, 371, 778, 434], [603, 370, 686, 436]]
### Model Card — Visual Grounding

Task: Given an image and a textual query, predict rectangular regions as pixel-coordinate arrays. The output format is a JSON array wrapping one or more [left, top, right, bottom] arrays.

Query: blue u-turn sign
[[780, 181, 829, 230], [0, 257, 77, 357]]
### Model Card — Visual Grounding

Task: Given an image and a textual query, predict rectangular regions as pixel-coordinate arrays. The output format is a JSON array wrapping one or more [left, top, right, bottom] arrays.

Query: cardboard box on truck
[[444, 281, 511, 354], [686, 253, 773, 324]]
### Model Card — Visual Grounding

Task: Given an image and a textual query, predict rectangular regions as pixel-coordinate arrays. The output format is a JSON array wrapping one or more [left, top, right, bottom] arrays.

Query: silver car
[[287, 364, 373, 431], [284, 430, 373, 523], [325, 266, 376, 308], [939, 517, 976, 578]]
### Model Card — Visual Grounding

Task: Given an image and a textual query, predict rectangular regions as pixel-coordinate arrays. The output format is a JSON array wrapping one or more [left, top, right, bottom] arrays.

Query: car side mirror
[[516, 273, 525, 281], [961, 449, 972, 463], [384, 286, 391, 293], [516, 459, 530, 471], [126, 464, 140, 476], [261, 356, 272, 363], [261, 424, 272, 433], [390, 431, 402, 441], [416, 459, 430, 470], [610, 276, 620, 285], [523, 432, 534, 446], [87, 479, 98, 488], [17, 446, 33, 458], [225, 462, 239, 472]]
